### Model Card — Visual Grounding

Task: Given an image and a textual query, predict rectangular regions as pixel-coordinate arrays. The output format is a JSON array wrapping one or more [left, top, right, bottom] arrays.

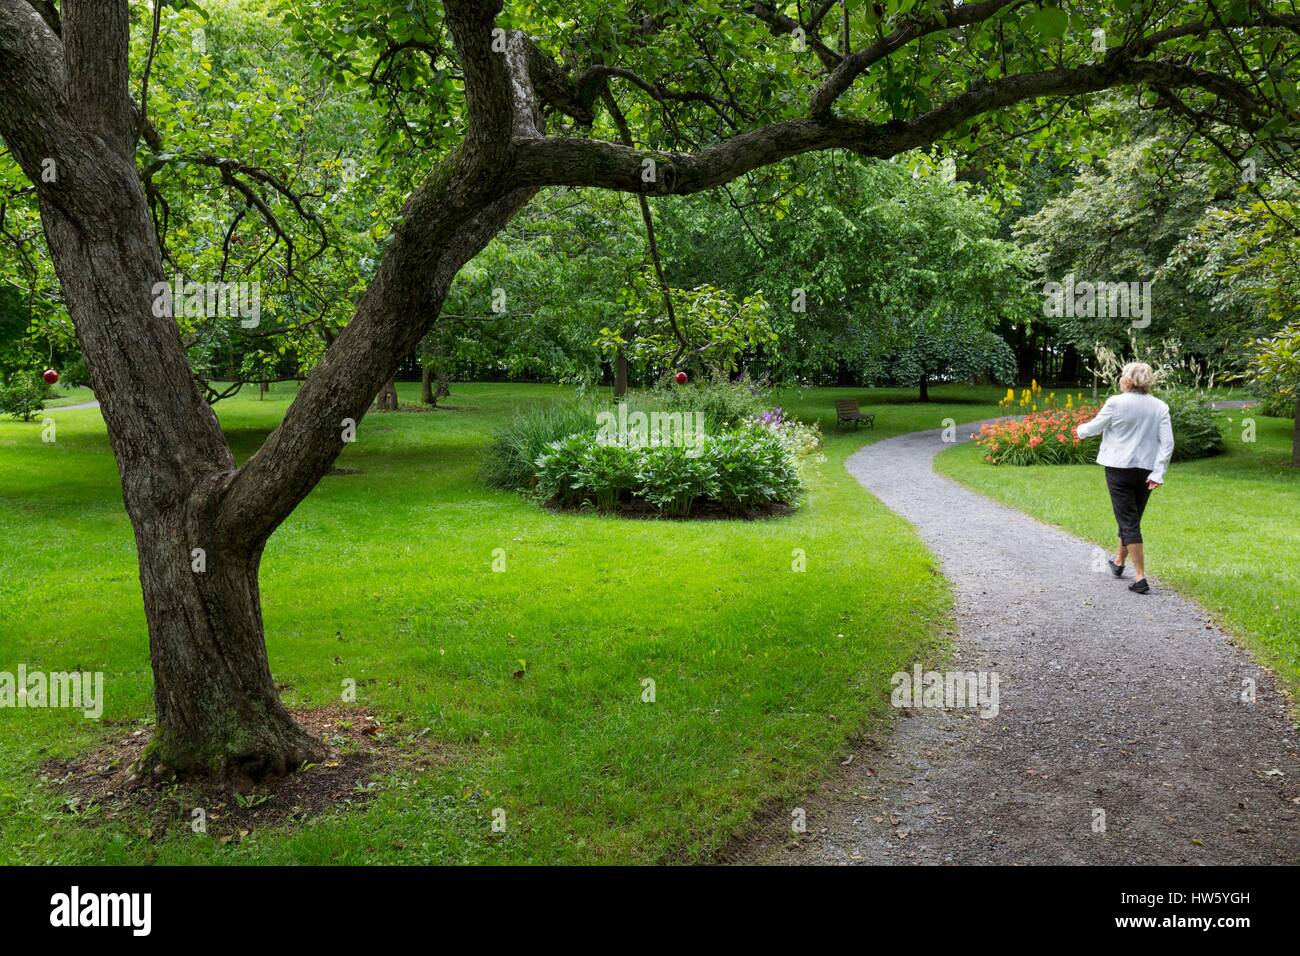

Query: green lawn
[[0, 381, 1000, 864], [936, 411, 1300, 697], [41, 385, 96, 408]]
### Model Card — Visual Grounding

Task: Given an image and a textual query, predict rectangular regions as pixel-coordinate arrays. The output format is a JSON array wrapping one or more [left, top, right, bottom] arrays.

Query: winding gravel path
[[740, 420, 1300, 865]]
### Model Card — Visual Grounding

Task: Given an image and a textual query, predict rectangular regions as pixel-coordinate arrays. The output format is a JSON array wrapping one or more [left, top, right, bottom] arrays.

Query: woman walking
[[1075, 362, 1175, 594]]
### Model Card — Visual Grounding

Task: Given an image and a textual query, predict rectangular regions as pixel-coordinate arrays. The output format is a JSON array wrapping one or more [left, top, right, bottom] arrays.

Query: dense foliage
[[0, 371, 46, 421], [0, 1, 1295, 415]]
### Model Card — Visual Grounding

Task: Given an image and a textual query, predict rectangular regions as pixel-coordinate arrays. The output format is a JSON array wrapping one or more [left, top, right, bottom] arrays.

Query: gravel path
[[739, 420, 1300, 865]]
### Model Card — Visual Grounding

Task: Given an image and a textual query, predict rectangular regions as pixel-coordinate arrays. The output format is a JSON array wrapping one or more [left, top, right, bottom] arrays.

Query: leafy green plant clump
[[1254, 390, 1296, 419], [482, 398, 603, 491], [534, 426, 803, 518], [1164, 389, 1225, 462], [483, 381, 770, 492], [654, 378, 766, 431]]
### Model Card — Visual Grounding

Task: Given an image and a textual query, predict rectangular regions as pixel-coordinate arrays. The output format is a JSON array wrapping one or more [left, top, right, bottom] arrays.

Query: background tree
[[1014, 131, 1248, 374], [598, 269, 773, 382]]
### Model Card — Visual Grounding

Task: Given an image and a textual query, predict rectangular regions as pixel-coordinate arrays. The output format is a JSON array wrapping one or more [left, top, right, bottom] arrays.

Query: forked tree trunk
[[6, 0, 1230, 788], [420, 364, 451, 405], [0, 0, 533, 784], [37, 159, 325, 783]]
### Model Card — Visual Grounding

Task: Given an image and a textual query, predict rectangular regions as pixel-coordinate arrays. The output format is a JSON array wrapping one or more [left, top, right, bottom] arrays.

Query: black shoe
[[1129, 579, 1150, 594], [1107, 558, 1125, 578]]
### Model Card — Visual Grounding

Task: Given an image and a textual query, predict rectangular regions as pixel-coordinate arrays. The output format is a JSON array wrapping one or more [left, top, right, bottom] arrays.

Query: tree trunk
[[614, 351, 629, 398], [420, 366, 435, 404], [919, 373, 930, 402], [137, 517, 325, 784], [435, 369, 450, 399], [1061, 344, 1080, 386], [375, 377, 399, 411], [1293, 397, 1300, 467]]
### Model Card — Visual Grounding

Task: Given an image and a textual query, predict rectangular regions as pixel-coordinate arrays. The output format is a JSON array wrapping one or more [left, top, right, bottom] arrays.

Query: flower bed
[[973, 405, 1100, 465]]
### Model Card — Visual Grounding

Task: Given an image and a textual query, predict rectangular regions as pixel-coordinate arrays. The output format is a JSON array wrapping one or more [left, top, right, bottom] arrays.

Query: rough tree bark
[[1293, 398, 1299, 468], [375, 377, 399, 411], [1, 0, 1286, 782]]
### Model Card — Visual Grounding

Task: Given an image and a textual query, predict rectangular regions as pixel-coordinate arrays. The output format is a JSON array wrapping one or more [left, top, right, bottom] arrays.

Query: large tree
[[0, 0, 1294, 782]]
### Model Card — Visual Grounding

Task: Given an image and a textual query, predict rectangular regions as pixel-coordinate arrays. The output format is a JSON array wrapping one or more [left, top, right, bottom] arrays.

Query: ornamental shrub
[[531, 425, 803, 517], [0, 373, 48, 421], [1163, 388, 1224, 462]]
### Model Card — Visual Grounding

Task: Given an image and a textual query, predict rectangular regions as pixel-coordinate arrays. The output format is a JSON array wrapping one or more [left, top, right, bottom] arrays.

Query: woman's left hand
[[1146, 479, 1161, 490]]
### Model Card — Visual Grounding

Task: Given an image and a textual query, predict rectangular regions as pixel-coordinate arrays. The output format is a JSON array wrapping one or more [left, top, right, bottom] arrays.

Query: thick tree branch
[[810, 0, 1024, 116], [748, 1, 842, 70], [24, 0, 57, 34], [444, 0, 516, 149], [0, 0, 68, 183], [512, 56, 1275, 196]]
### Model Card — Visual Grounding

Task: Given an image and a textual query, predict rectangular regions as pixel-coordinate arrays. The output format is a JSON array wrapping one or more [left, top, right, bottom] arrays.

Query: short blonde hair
[[1120, 361, 1155, 394]]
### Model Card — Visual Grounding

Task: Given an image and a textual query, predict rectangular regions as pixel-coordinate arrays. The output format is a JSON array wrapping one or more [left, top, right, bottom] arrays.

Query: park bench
[[834, 399, 875, 430]]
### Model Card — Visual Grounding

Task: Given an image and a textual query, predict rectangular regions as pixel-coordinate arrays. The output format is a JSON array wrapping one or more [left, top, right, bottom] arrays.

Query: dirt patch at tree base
[[41, 707, 448, 844]]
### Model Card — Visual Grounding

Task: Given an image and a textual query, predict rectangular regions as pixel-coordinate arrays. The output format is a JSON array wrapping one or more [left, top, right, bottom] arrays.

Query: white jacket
[[1076, 391, 1175, 484]]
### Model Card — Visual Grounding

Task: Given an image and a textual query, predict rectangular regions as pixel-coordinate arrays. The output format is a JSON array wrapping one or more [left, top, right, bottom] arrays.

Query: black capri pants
[[1105, 466, 1153, 546]]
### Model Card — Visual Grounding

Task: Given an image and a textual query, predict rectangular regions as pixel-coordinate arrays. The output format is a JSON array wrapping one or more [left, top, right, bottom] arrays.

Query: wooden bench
[[834, 399, 875, 430]]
